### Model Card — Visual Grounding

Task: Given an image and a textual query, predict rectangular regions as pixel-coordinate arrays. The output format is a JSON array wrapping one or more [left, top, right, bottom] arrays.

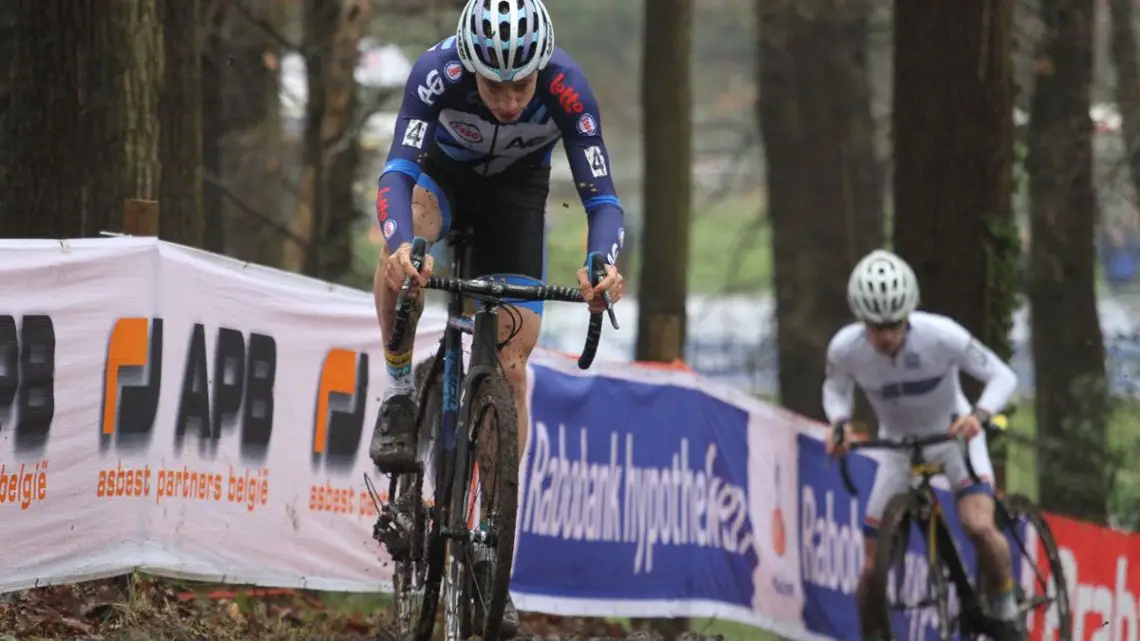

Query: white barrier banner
[[0, 238, 829, 640]]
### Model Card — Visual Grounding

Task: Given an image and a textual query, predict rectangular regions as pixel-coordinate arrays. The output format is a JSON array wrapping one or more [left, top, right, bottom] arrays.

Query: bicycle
[[366, 232, 618, 641], [836, 416, 1072, 641]]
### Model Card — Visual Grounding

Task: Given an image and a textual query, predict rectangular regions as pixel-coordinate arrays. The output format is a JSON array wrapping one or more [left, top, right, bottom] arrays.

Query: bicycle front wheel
[[874, 492, 952, 641], [447, 371, 519, 641]]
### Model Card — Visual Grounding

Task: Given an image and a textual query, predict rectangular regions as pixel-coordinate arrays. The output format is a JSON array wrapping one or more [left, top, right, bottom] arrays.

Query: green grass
[[1002, 400, 1140, 511], [544, 190, 771, 293]]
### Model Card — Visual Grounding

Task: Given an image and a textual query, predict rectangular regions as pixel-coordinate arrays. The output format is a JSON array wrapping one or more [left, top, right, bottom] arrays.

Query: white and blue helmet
[[456, 0, 555, 83]]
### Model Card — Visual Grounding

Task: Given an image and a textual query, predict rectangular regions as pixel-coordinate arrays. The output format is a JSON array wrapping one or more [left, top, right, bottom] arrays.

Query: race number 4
[[585, 146, 608, 178], [402, 119, 428, 149], [417, 69, 445, 106]]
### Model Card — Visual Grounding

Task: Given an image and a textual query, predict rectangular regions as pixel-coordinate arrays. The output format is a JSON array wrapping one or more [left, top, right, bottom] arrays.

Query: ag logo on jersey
[[576, 113, 597, 136], [444, 61, 463, 83]]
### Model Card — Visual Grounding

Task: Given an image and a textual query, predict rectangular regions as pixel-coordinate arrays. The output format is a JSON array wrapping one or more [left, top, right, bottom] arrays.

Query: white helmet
[[456, 0, 555, 83], [846, 249, 920, 324]]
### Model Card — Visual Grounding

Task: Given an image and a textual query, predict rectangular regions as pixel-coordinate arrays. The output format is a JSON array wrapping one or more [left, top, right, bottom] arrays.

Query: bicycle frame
[[841, 426, 1053, 637], [898, 453, 989, 628]]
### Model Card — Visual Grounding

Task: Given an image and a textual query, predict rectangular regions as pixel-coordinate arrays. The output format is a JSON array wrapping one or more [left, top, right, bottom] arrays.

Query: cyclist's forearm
[[583, 203, 624, 264], [822, 375, 854, 424], [377, 166, 417, 251], [970, 356, 1017, 414]]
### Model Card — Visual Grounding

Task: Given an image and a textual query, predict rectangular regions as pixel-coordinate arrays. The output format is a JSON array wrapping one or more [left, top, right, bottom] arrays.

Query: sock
[[992, 578, 1018, 621], [383, 350, 413, 399]]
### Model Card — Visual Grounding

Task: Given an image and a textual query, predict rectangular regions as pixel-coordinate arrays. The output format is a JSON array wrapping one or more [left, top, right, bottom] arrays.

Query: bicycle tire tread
[[873, 492, 951, 641], [457, 371, 519, 641]]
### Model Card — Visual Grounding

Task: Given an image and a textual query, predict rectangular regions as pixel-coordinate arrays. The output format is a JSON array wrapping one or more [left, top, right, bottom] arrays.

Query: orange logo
[[312, 348, 370, 470], [101, 317, 162, 449], [771, 464, 786, 557]]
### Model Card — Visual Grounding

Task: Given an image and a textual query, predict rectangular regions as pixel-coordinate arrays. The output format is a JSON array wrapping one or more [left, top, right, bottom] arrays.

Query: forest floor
[[0, 576, 735, 641]]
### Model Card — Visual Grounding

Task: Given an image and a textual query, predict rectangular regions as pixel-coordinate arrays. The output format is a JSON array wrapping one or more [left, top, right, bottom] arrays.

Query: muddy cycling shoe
[[990, 619, 1027, 641], [369, 393, 419, 473]]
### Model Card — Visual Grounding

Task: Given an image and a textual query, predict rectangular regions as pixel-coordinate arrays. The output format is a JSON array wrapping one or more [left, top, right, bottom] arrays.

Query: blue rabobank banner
[[508, 351, 1030, 641], [514, 362, 757, 606]]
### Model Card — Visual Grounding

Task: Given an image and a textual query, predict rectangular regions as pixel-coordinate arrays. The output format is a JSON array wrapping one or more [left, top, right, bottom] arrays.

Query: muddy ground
[[0, 577, 731, 640]]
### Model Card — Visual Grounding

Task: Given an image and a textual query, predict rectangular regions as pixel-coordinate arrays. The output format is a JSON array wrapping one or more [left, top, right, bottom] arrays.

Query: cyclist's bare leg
[[958, 492, 1016, 618], [857, 537, 886, 639], [370, 186, 444, 470], [496, 307, 540, 462]]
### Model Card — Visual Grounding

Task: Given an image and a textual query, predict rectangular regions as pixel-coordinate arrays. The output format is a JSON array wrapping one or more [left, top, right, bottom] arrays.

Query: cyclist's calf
[[957, 491, 1013, 590], [496, 307, 540, 462], [858, 537, 888, 636]]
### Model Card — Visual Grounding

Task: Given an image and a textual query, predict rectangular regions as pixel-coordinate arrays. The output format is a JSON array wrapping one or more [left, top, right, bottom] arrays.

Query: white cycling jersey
[[821, 311, 1019, 531], [822, 311, 1018, 439]]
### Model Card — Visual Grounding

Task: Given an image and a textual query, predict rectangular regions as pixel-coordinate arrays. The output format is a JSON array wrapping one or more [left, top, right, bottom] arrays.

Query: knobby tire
[[448, 371, 519, 641], [392, 358, 450, 641], [1000, 493, 1072, 640], [874, 492, 952, 641]]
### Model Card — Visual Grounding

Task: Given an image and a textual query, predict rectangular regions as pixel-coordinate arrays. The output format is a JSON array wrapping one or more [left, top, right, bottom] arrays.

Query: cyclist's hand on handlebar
[[947, 412, 982, 440], [385, 241, 433, 291], [826, 420, 854, 458], [576, 263, 624, 314]]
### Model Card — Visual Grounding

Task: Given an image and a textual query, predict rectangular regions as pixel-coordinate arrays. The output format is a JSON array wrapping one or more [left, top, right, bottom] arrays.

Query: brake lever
[[588, 253, 620, 331]]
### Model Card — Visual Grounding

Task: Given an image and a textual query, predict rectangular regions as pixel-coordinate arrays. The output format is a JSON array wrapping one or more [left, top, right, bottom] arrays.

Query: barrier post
[[123, 199, 159, 236]]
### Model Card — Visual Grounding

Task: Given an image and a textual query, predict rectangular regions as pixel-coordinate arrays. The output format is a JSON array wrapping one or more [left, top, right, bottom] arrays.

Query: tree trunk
[[201, 0, 286, 266], [635, 0, 693, 368], [0, 1, 161, 239], [284, 0, 371, 279], [1027, 0, 1109, 524], [1109, 0, 1140, 206], [892, 0, 1018, 485], [633, 0, 692, 637], [159, 0, 204, 247], [757, 0, 883, 423]]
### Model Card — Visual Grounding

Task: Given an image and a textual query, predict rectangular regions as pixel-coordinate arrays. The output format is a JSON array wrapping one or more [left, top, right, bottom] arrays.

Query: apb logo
[[312, 348, 369, 472], [0, 314, 55, 455], [176, 323, 277, 462], [101, 317, 163, 452]]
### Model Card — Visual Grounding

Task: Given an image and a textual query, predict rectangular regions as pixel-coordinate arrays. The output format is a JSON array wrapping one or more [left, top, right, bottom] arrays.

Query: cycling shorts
[[863, 432, 995, 537], [414, 146, 549, 315]]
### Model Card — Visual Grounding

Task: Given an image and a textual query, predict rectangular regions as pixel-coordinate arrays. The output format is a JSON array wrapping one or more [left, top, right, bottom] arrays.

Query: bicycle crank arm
[[441, 526, 498, 546]]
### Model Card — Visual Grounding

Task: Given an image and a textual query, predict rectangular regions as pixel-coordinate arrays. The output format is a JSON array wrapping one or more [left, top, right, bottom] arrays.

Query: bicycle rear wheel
[[389, 357, 449, 641], [998, 493, 1071, 640], [874, 492, 952, 641], [447, 371, 519, 641]]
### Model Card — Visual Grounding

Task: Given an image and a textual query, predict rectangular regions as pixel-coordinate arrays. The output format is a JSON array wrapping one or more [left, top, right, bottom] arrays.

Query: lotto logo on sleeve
[[576, 113, 597, 136]]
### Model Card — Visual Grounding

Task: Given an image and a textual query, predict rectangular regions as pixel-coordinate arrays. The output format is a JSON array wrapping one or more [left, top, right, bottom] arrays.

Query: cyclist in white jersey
[[823, 249, 1021, 640]]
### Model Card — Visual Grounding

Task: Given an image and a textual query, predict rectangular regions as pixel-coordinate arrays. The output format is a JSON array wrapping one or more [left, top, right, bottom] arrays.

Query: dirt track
[[0, 580, 730, 641]]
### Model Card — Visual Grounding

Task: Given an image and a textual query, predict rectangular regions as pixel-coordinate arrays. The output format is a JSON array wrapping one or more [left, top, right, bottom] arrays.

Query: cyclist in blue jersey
[[369, 2, 625, 619]]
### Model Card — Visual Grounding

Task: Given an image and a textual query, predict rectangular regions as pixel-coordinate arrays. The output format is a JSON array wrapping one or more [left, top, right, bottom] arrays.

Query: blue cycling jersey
[[376, 36, 625, 267]]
